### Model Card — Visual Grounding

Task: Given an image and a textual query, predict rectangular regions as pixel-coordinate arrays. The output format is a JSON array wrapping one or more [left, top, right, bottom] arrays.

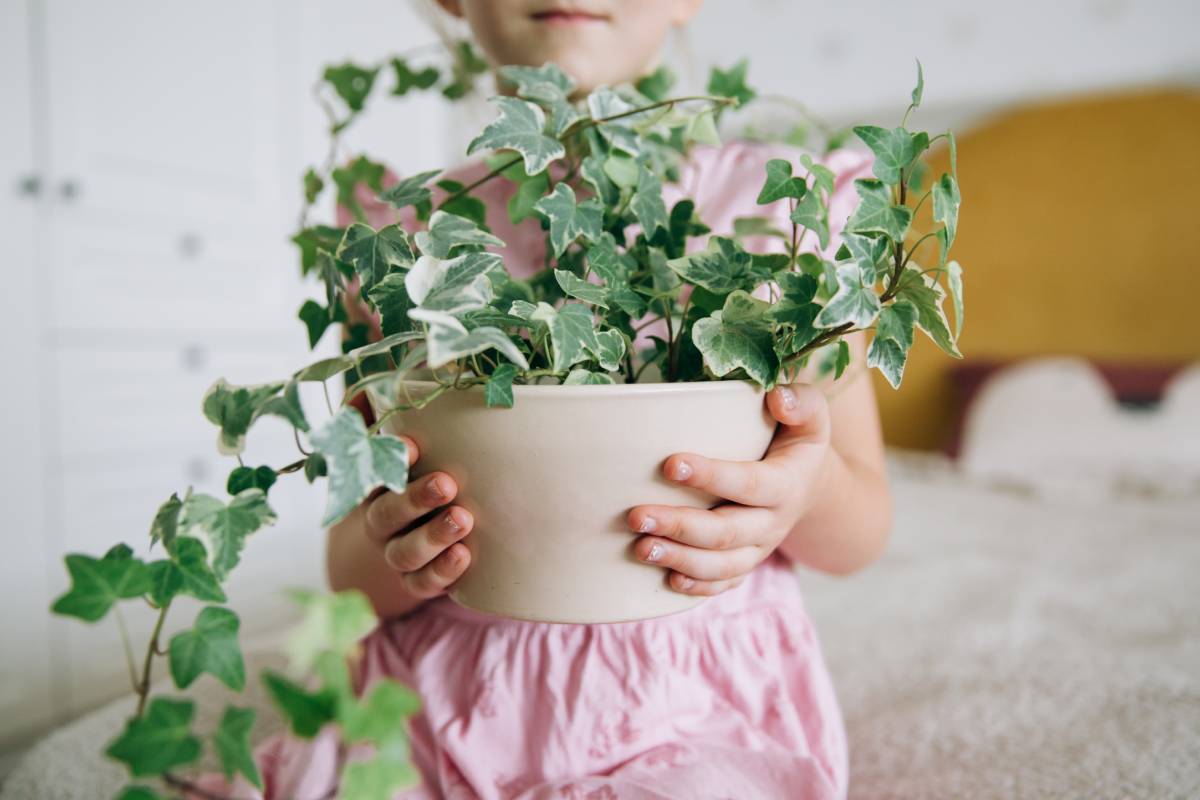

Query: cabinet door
[[0, 0, 58, 751]]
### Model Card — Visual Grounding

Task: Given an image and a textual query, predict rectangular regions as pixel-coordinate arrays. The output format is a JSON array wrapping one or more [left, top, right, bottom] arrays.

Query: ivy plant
[[51, 47, 963, 800]]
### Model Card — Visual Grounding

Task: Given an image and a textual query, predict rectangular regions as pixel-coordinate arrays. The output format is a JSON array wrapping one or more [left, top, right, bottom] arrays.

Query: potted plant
[[48, 47, 962, 799]]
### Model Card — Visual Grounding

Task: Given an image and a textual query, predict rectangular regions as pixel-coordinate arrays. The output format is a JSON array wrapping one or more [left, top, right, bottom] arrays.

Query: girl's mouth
[[529, 8, 609, 25]]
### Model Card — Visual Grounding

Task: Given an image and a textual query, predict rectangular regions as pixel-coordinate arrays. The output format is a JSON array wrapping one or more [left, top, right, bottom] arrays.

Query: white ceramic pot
[[365, 379, 775, 624]]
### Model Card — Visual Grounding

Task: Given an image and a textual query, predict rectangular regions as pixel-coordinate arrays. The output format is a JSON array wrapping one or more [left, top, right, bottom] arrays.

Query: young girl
[[227, 2, 891, 797]]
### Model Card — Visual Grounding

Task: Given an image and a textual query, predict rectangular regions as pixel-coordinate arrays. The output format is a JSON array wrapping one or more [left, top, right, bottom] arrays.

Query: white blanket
[[5, 452, 1199, 799]]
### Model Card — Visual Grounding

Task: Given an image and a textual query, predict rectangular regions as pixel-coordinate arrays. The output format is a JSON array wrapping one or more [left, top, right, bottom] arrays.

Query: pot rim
[[371, 377, 767, 401]]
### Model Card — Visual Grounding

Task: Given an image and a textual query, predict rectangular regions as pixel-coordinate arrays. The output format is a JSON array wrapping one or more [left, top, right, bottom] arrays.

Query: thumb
[[766, 383, 831, 444]]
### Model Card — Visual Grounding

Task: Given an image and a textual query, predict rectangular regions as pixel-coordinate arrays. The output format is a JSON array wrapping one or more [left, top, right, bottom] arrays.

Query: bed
[[5, 360, 1199, 799]]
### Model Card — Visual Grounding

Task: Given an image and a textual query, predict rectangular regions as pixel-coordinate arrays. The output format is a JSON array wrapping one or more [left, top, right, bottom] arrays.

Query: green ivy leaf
[[845, 179, 912, 243], [331, 157, 386, 221], [168, 606, 245, 691], [105, 698, 201, 777], [554, 269, 608, 308], [867, 300, 917, 388], [800, 153, 836, 198], [147, 537, 226, 606], [378, 169, 441, 211], [254, 380, 310, 434], [226, 465, 277, 496], [853, 126, 927, 185], [484, 363, 518, 408], [201, 379, 284, 455], [632, 162, 669, 236], [707, 59, 756, 107], [336, 223, 416, 294], [298, 298, 347, 349], [666, 236, 756, 294], [757, 159, 808, 204], [324, 63, 379, 112], [547, 303, 601, 373], [692, 291, 778, 387], [508, 170, 550, 225], [149, 493, 183, 554], [769, 272, 821, 346], [179, 489, 277, 580], [815, 263, 881, 329], [833, 339, 851, 379], [932, 172, 961, 250], [790, 189, 830, 250], [390, 58, 439, 96], [115, 787, 164, 800], [636, 65, 676, 101], [302, 169, 324, 204], [262, 671, 337, 738], [534, 183, 604, 258], [367, 272, 414, 337], [895, 266, 962, 357], [309, 406, 409, 527], [414, 211, 504, 259], [52, 544, 152, 622], [286, 589, 378, 676], [341, 680, 421, 744], [212, 706, 261, 789], [467, 96, 565, 175], [497, 63, 583, 137], [339, 752, 420, 800]]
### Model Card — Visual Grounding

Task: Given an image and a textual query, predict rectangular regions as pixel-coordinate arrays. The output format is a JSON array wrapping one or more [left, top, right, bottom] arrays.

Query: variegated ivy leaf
[[895, 266, 961, 357], [603, 152, 638, 188], [336, 223, 415, 293], [554, 269, 608, 308], [497, 63, 583, 137], [484, 363, 518, 408], [837, 231, 891, 284], [691, 291, 778, 387], [815, 263, 881, 329], [845, 179, 912, 243], [309, 406, 409, 527], [586, 87, 653, 155], [757, 159, 808, 204], [466, 96, 565, 175], [377, 169, 441, 211], [253, 380, 310, 434], [421, 315, 530, 371], [51, 543, 153, 622], [147, 537, 226, 606], [852, 126, 928, 185], [508, 300, 541, 321], [947, 260, 964, 340], [180, 489, 277, 580], [666, 236, 758, 294], [563, 369, 615, 385], [541, 302, 601, 373], [769, 273, 821, 352], [202, 379, 294, 455], [367, 272, 414, 336], [347, 331, 425, 362], [932, 172, 961, 249], [592, 329, 626, 372], [150, 492, 183, 553], [867, 300, 917, 388], [790, 189, 830, 249], [581, 152, 620, 206], [534, 183, 604, 258], [587, 234, 645, 317], [414, 210, 504, 259], [632, 162, 669, 236], [406, 251, 499, 315]]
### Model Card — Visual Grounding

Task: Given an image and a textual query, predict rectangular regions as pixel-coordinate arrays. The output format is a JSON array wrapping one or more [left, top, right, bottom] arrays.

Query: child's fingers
[[384, 506, 473, 574], [626, 504, 773, 550], [400, 435, 421, 466], [666, 571, 746, 597], [364, 472, 457, 547], [400, 542, 472, 599], [663, 452, 790, 507], [632, 535, 761, 582], [766, 383, 831, 444]]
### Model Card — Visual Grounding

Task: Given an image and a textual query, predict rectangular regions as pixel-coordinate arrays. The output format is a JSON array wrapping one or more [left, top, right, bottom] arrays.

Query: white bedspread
[[5, 452, 1198, 799]]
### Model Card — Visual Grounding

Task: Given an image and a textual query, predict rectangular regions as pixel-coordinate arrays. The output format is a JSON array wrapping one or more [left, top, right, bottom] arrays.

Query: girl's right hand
[[361, 438, 474, 600]]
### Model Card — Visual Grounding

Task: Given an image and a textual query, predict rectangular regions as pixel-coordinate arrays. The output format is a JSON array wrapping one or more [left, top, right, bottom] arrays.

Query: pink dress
[[206, 140, 873, 800]]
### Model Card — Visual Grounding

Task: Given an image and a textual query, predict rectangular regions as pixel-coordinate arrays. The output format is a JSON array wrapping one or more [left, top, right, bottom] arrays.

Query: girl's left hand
[[627, 382, 834, 596]]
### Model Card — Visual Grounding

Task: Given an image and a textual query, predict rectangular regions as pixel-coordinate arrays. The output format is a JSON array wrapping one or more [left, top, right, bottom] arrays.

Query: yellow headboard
[[874, 86, 1200, 450]]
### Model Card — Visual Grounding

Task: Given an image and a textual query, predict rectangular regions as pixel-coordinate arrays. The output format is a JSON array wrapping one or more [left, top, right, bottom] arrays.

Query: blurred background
[[2, 0, 1198, 787]]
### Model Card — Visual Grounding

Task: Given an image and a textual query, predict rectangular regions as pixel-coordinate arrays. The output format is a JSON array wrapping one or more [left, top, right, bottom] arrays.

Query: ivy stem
[[112, 606, 139, 694], [293, 426, 311, 457], [135, 603, 171, 718], [900, 232, 939, 271], [321, 380, 334, 415]]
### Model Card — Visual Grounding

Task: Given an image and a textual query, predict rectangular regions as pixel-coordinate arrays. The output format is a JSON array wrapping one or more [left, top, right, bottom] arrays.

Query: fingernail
[[443, 511, 461, 532], [637, 516, 657, 533], [426, 478, 448, 502], [778, 387, 797, 410], [675, 575, 695, 590], [645, 542, 664, 562], [669, 461, 692, 482]]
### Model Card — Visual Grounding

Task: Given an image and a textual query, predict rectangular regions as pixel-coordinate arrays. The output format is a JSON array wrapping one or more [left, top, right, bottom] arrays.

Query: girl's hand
[[360, 438, 475, 600], [627, 383, 834, 596]]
